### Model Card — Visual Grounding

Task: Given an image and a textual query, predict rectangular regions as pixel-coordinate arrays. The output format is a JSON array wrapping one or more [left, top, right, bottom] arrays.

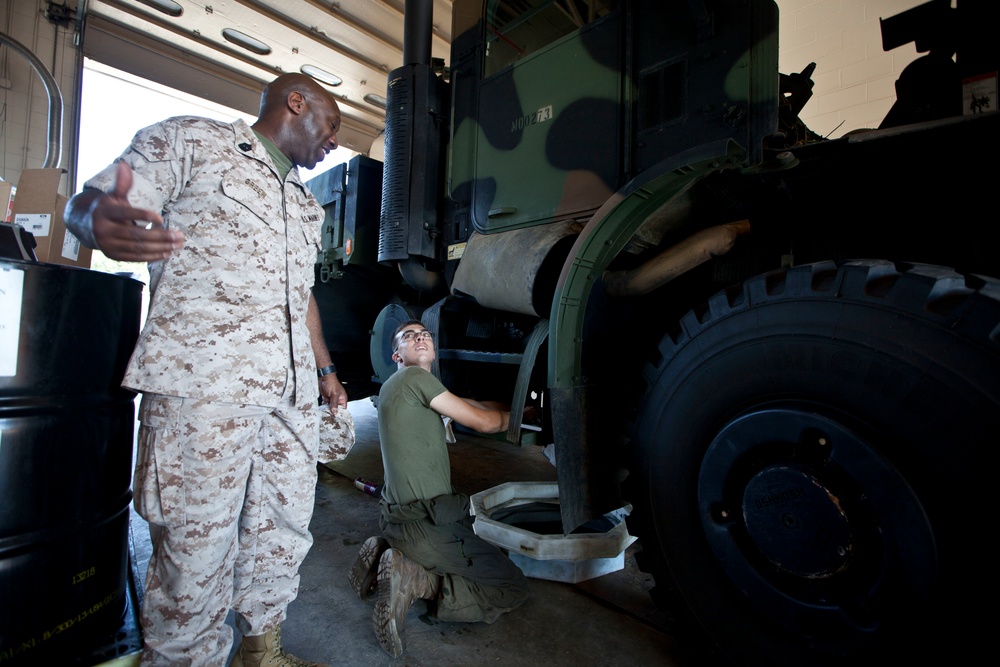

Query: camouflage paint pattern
[[449, 1, 621, 234], [446, 0, 775, 239]]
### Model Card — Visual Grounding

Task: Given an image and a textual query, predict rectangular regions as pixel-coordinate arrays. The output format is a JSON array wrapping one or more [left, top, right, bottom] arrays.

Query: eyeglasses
[[397, 329, 434, 343]]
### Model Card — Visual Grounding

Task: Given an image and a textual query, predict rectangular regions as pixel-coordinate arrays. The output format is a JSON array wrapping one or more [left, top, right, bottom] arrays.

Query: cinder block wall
[[777, 0, 926, 138], [0, 0, 80, 195]]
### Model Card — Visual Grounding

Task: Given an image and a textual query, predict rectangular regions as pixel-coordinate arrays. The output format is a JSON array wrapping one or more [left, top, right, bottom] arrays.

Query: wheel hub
[[742, 465, 852, 578], [697, 406, 936, 634]]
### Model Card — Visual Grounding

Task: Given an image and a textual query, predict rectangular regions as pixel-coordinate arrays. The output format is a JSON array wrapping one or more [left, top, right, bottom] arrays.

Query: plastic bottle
[[354, 477, 381, 497]]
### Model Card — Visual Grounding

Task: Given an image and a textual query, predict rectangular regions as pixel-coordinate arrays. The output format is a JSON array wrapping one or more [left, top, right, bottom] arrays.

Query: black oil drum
[[0, 259, 142, 664]]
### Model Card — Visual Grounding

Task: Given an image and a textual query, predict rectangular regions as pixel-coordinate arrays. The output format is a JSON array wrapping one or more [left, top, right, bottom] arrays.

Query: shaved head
[[259, 73, 330, 117], [253, 72, 342, 168]]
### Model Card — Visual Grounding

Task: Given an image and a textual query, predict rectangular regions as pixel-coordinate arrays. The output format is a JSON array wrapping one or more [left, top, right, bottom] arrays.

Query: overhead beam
[[82, 15, 384, 154]]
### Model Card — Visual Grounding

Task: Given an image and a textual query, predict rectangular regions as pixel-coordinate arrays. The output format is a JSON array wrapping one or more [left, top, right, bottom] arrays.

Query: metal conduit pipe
[[602, 220, 751, 297], [0, 32, 63, 169], [398, 256, 446, 295]]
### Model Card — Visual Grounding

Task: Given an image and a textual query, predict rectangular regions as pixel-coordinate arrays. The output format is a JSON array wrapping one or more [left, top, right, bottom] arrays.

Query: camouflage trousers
[[134, 392, 319, 667]]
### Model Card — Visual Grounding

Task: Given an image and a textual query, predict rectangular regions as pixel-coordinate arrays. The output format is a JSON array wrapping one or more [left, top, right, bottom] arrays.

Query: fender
[[547, 138, 747, 532]]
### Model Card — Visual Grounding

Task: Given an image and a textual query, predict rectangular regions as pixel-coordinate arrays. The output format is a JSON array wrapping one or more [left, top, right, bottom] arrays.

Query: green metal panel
[[548, 140, 747, 388]]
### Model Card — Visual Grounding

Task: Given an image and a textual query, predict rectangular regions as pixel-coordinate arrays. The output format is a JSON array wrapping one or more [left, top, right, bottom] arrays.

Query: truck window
[[485, 0, 618, 76]]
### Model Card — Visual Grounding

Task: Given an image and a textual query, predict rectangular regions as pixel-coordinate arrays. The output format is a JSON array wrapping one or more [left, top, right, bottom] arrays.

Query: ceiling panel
[[83, 0, 455, 154]]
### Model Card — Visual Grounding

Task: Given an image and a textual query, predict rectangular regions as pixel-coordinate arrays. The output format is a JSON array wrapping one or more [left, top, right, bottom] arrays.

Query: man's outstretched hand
[[83, 161, 185, 262]]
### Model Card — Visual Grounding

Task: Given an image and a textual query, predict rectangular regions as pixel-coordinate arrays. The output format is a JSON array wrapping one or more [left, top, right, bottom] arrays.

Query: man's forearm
[[307, 291, 332, 369]]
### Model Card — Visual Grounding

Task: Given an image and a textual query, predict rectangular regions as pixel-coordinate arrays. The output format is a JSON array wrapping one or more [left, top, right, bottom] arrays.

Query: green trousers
[[379, 492, 530, 623]]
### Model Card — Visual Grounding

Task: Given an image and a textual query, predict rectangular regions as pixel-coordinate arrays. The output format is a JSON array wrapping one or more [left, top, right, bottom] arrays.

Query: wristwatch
[[317, 364, 337, 378]]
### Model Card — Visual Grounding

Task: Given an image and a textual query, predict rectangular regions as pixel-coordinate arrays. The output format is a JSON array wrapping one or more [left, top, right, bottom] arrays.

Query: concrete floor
[[94, 398, 691, 667]]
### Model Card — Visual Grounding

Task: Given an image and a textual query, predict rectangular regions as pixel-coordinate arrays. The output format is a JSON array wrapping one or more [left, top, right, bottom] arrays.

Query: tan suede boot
[[371, 548, 442, 657], [349, 535, 389, 601], [229, 625, 329, 667]]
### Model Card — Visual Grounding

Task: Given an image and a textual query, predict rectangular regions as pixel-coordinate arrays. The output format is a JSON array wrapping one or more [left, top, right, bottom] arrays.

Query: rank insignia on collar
[[238, 142, 252, 151]]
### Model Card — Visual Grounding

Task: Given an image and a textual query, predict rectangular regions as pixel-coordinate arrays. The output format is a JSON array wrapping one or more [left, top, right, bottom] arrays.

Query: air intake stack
[[378, 0, 449, 295]]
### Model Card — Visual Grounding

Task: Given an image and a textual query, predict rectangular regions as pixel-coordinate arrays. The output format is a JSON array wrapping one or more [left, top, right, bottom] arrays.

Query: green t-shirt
[[253, 129, 293, 180], [377, 365, 451, 506]]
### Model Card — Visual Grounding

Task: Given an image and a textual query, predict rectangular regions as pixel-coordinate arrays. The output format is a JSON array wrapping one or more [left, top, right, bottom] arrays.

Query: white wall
[[777, 0, 927, 138]]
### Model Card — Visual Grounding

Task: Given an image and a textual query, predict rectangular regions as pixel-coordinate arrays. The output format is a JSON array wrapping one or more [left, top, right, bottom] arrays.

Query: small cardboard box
[[10, 168, 92, 269], [0, 179, 13, 222]]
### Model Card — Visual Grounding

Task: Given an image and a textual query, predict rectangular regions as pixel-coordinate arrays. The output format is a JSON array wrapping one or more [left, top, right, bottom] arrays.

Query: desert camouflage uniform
[[85, 116, 325, 667]]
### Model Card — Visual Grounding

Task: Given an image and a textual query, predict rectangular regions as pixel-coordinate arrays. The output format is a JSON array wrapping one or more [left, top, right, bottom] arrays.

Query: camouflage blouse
[[85, 117, 325, 408]]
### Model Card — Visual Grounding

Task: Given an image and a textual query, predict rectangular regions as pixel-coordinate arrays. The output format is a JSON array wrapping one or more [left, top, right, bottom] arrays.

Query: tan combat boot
[[371, 548, 442, 657], [349, 535, 389, 601], [229, 625, 329, 667]]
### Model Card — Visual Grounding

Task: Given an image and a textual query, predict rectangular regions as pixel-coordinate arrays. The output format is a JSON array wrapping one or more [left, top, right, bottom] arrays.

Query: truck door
[[463, 0, 623, 233]]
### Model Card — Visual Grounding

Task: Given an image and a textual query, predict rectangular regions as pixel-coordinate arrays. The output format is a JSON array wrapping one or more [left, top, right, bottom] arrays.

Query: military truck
[[308, 1, 998, 665]]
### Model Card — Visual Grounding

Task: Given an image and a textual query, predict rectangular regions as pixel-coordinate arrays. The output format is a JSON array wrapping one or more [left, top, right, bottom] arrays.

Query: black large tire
[[627, 260, 1000, 667]]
